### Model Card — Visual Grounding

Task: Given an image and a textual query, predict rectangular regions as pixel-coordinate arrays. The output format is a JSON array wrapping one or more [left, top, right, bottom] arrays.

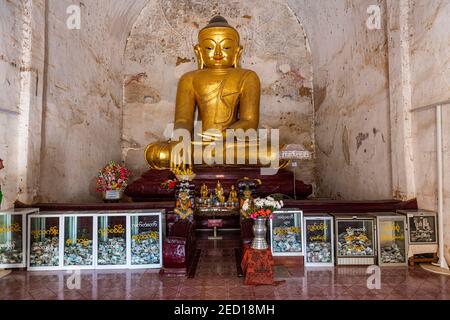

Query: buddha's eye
[[206, 46, 213, 50]]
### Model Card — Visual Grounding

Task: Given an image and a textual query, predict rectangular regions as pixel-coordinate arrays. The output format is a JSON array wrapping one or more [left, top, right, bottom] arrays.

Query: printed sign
[[305, 218, 333, 264], [0, 214, 24, 266], [97, 216, 127, 266], [336, 219, 374, 257], [208, 219, 224, 228], [29, 217, 60, 267], [64, 216, 94, 266], [408, 215, 437, 243], [378, 219, 406, 264], [270, 210, 303, 255], [131, 215, 161, 266]]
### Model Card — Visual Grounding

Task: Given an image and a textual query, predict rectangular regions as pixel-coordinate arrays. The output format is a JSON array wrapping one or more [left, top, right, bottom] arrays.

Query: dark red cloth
[[163, 220, 196, 269], [241, 245, 274, 285]]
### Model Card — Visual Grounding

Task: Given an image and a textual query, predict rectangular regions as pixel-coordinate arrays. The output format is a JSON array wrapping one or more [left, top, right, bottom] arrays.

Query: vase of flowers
[[96, 161, 131, 203], [242, 196, 284, 250]]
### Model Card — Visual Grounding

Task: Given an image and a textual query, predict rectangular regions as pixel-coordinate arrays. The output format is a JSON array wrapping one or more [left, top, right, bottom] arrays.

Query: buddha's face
[[198, 27, 241, 69]]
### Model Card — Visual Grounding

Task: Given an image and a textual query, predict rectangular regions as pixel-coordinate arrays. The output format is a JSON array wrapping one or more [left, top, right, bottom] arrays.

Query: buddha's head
[[195, 16, 243, 69]]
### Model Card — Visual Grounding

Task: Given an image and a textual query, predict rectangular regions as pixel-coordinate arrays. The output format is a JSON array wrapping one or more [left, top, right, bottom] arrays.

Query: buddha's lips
[[213, 56, 224, 60]]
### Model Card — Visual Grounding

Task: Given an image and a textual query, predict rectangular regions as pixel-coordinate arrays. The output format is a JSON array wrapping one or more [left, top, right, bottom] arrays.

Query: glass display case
[[129, 212, 164, 268], [270, 209, 303, 256], [28, 213, 63, 270], [97, 214, 127, 268], [304, 215, 334, 266], [398, 210, 437, 244], [64, 214, 94, 268], [0, 208, 38, 268], [26, 210, 165, 271], [375, 213, 407, 266], [334, 216, 376, 265]]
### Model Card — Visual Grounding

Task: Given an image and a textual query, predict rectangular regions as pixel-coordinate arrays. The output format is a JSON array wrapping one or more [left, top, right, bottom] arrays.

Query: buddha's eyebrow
[[219, 38, 235, 44]]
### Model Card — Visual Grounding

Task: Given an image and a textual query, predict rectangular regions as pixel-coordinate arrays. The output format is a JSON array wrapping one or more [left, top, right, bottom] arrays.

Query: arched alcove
[[122, 0, 315, 186]]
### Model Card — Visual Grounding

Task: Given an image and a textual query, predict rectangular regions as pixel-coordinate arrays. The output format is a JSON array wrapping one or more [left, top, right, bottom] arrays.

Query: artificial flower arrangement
[[241, 196, 284, 219], [171, 165, 195, 176], [171, 165, 196, 181], [96, 161, 131, 193], [160, 178, 177, 190]]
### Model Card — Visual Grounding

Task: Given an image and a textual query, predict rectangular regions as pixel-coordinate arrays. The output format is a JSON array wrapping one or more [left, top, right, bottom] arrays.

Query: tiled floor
[[1, 232, 450, 300]]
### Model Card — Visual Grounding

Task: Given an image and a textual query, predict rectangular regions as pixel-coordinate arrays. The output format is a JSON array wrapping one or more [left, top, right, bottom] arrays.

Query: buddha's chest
[[192, 72, 242, 105]]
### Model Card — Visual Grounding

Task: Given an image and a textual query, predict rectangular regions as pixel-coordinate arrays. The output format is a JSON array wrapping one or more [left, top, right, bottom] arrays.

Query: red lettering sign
[[208, 219, 223, 228]]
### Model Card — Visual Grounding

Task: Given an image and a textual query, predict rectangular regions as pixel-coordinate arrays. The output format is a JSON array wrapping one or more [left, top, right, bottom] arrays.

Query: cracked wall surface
[[409, 0, 450, 264], [37, 0, 146, 202], [122, 0, 315, 188], [0, 0, 23, 209], [289, 0, 392, 200]]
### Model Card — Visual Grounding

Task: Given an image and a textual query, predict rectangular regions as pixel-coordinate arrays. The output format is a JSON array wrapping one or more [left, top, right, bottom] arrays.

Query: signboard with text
[[269, 209, 303, 256]]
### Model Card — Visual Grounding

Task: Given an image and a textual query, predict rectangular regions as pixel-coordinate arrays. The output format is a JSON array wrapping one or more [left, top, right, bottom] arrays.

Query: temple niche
[[122, 0, 315, 188]]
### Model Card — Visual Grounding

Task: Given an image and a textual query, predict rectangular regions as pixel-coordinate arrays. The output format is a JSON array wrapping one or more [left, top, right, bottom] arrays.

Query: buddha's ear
[[233, 45, 243, 68], [194, 44, 205, 70]]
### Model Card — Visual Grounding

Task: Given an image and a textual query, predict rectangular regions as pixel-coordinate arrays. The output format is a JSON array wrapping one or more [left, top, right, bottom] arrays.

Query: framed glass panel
[[336, 219, 375, 257], [0, 214, 24, 266], [130, 215, 161, 266], [29, 216, 60, 267], [305, 217, 333, 265], [378, 217, 407, 265], [270, 210, 303, 256], [408, 214, 437, 244], [64, 216, 94, 266], [97, 215, 127, 266]]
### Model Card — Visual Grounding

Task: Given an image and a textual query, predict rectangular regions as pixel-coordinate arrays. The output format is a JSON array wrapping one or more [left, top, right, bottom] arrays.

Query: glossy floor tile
[[1, 234, 449, 300]]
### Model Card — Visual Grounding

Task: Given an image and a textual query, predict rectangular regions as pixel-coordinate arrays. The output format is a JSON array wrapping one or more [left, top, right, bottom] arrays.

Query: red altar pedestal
[[125, 166, 313, 201], [241, 245, 274, 285]]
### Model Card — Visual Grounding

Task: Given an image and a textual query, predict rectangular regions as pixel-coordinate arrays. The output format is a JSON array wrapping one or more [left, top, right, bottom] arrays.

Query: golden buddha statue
[[239, 186, 254, 218], [227, 185, 238, 203], [145, 16, 283, 170], [200, 183, 209, 199], [215, 180, 225, 203]]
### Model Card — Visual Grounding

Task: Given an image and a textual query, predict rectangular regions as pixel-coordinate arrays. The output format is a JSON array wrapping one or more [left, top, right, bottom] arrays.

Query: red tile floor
[[1, 231, 450, 300]]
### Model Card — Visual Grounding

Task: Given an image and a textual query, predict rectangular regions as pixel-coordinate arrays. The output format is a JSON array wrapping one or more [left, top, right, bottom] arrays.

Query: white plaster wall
[[409, 0, 450, 263], [289, 0, 392, 199], [122, 0, 315, 187], [0, 1, 24, 209], [38, 0, 146, 202]]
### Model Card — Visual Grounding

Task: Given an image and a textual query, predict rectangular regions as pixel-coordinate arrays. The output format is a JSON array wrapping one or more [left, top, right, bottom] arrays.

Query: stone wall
[[122, 0, 315, 187], [0, 1, 23, 209], [38, 0, 145, 202], [409, 0, 450, 263], [289, 0, 392, 200]]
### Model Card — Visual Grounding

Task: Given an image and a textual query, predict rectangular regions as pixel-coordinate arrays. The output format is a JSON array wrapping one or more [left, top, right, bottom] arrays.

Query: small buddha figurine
[[227, 185, 238, 203], [215, 180, 225, 203], [174, 189, 194, 221], [239, 186, 254, 218], [145, 16, 285, 169], [200, 183, 209, 199]]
